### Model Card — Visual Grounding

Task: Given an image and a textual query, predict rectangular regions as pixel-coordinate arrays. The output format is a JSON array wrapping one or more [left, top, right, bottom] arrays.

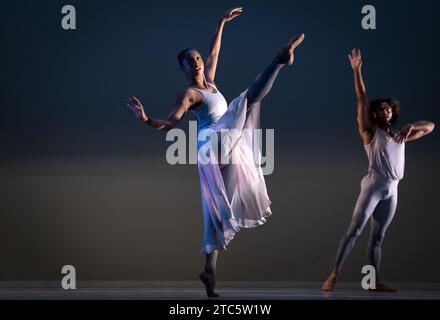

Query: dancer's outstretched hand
[[222, 7, 243, 22], [348, 48, 363, 71], [127, 96, 148, 122]]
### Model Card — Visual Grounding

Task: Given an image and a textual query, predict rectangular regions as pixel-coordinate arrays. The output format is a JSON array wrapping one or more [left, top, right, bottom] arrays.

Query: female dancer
[[321, 49, 435, 292], [126, 7, 305, 297]]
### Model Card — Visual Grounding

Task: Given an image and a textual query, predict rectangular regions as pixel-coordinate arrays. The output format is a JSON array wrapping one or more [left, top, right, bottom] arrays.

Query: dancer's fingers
[[131, 96, 141, 104], [128, 97, 136, 104], [130, 98, 143, 109], [127, 100, 140, 110], [225, 7, 242, 19], [229, 11, 242, 20]]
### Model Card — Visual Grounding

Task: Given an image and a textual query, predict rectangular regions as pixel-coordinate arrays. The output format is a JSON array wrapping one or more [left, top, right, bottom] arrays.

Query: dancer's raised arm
[[126, 89, 201, 132], [204, 7, 242, 84], [349, 48, 374, 144]]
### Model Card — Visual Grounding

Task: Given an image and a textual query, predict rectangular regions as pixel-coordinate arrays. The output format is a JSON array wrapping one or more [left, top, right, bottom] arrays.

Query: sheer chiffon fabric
[[192, 86, 272, 253]]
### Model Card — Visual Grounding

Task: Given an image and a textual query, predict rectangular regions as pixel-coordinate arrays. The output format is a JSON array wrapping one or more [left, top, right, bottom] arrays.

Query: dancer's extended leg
[[321, 177, 381, 291], [366, 194, 398, 292], [246, 34, 305, 106]]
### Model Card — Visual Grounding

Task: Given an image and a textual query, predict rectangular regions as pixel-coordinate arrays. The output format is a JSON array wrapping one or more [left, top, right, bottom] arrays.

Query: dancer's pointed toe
[[277, 33, 306, 65], [199, 270, 219, 298], [291, 33, 305, 50]]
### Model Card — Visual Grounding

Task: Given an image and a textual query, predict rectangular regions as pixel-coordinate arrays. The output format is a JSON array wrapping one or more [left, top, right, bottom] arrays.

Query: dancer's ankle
[[330, 268, 339, 278]]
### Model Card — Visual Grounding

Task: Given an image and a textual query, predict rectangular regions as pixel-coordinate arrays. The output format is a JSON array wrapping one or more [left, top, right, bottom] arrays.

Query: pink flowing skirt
[[197, 90, 272, 253]]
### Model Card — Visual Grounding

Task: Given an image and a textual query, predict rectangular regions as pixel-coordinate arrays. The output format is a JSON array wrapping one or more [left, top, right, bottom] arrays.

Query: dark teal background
[[0, 0, 439, 282]]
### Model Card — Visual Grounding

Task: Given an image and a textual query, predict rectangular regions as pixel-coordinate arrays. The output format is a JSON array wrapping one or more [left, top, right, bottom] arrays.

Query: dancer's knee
[[346, 222, 364, 239], [339, 226, 362, 249]]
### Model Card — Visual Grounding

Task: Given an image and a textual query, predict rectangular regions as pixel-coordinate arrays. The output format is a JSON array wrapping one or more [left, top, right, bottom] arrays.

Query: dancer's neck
[[190, 74, 209, 90], [377, 122, 391, 132]]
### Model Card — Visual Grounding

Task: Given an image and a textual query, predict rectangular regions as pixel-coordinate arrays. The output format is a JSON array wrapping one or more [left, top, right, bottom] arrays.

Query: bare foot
[[277, 33, 305, 65], [199, 270, 219, 298], [321, 271, 338, 291], [369, 283, 396, 292]]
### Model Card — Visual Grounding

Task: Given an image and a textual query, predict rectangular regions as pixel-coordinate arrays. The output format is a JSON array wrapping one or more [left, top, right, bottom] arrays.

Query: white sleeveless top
[[190, 83, 228, 130], [364, 128, 405, 181]]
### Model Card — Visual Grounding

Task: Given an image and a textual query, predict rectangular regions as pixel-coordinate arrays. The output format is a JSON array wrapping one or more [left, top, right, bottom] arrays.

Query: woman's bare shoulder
[[179, 86, 204, 107]]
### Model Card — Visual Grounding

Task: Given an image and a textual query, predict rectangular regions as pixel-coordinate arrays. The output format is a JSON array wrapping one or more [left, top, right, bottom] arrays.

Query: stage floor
[[1, 282, 440, 300]]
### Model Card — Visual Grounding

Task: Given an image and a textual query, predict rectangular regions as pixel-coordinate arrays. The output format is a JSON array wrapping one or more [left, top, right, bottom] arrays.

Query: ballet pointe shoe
[[321, 270, 338, 291], [199, 269, 219, 298], [277, 33, 305, 66], [368, 283, 396, 292]]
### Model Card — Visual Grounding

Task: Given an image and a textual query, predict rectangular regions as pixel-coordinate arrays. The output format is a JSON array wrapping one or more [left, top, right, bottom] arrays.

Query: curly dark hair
[[177, 48, 200, 69], [369, 98, 400, 125]]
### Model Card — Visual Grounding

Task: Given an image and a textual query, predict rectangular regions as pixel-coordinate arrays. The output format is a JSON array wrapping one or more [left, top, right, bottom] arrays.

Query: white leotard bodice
[[190, 83, 228, 130]]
